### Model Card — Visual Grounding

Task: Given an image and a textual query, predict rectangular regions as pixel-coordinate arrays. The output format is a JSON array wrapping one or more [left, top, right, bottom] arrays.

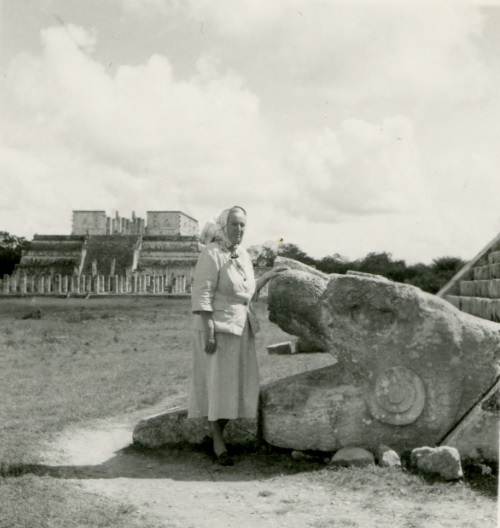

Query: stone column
[[55, 274, 62, 294], [29, 276, 35, 294], [45, 275, 52, 293], [125, 276, 131, 293], [62, 275, 68, 293], [20, 275, 27, 294], [38, 276, 45, 294], [11, 275, 18, 293], [3, 275, 10, 294], [93, 275, 100, 293]]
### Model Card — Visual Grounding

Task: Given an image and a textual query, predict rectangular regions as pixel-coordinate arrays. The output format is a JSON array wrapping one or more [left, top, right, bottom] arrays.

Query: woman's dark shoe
[[216, 451, 234, 466]]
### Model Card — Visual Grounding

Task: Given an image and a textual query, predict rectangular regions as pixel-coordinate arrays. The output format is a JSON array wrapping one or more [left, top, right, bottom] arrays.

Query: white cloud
[[286, 116, 428, 221], [187, 0, 489, 109], [121, 0, 184, 17]]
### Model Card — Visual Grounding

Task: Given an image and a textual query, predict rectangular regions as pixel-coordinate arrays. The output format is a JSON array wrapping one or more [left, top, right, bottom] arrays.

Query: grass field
[[0, 296, 497, 528]]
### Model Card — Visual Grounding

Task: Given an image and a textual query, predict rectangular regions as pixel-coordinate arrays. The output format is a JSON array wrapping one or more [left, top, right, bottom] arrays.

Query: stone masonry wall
[[440, 234, 500, 323]]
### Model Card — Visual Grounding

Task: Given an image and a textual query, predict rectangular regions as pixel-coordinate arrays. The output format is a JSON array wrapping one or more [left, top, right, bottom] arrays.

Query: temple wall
[[146, 211, 198, 236], [72, 211, 107, 235]]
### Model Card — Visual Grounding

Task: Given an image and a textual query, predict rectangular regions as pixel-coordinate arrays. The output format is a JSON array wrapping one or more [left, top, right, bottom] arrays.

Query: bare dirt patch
[[35, 408, 498, 528]]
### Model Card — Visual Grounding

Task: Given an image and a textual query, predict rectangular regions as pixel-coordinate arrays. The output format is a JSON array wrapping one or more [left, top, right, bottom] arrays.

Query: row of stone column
[[0, 274, 190, 295]]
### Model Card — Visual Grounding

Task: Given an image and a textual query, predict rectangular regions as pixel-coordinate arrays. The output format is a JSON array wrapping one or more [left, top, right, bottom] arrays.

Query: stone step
[[473, 263, 500, 280], [445, 295, 500, 322], [488, 250, 500, 265], [460, 279, 500, 298]]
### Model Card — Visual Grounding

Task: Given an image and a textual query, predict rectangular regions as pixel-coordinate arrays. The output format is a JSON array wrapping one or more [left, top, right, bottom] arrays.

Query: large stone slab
[[262, 258, 500, 452], [133, 407, 259, 448], [329, 447, 375, 468]]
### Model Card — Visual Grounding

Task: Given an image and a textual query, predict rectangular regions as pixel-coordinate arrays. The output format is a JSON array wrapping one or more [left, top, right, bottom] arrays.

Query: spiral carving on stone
[[367, 366, 425, 425]]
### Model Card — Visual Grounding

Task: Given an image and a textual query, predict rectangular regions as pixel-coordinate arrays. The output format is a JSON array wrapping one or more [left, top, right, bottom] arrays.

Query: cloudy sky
[[1, 0, 500, 263]]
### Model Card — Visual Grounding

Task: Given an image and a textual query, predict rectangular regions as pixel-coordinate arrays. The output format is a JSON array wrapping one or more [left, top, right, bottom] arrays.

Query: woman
[[188, 206, 287, 466]]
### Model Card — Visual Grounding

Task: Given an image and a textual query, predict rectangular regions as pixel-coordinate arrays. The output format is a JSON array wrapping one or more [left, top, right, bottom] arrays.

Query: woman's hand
[[205, 332, 217, 355], [268, 266, 290, 280], [256, 266, 290, 294], [198, 311, 217, 354], [263, 266, 290, 283]]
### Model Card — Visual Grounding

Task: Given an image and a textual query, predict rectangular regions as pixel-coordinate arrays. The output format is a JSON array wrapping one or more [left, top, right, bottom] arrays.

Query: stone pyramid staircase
[[438, 232, 500, 323], [81, 235, 140, 275]]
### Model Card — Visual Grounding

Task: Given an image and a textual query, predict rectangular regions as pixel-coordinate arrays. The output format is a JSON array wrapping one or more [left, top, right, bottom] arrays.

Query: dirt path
[[39, 406, 498, 528], [39, 404, 344, 528]]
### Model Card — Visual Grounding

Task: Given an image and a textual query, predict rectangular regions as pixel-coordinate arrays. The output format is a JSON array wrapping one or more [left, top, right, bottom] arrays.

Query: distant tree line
[[249, 242, 466, 294]]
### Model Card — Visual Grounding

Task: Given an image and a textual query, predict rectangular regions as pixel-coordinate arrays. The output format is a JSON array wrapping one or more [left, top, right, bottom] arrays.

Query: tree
[[317, 253, 351, 274], [0, 232, 30, 276], [405, 257, 466, 294], [249, 240, 465, 295], [353, 252, 408, 282], [277, 243, 316, 266], [248, 241, 315, 267]]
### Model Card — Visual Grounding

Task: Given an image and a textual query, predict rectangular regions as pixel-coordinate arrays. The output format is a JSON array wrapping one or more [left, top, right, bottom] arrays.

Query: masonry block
[[488, 251, 500, 265]]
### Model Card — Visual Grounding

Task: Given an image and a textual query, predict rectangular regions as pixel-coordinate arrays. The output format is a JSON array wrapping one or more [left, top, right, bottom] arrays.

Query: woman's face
[[226, 209, 246, 245]]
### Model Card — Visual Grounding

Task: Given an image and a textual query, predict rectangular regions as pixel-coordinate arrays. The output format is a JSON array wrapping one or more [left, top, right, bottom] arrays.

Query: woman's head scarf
[[200, 206, 246, 252]]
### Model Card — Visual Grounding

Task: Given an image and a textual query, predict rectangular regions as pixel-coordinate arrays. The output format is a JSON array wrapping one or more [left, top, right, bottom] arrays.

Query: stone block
[[491, 263, 500, 279], [267, 342, 294, 355], [473, 266, 487, 280], [329, 447, 375, 468], [375, 445, 401, 468], [133, 407, 259, 448], [460, 296, 473, 315], [445, 295, 461, 309], [489, 251, 500, 264], [459, 281, 475, 297], [410, 446, 463, 480], [479, 280, 489, 297]]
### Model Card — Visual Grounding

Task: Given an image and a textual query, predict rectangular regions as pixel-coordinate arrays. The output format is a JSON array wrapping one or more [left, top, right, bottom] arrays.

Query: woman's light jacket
[[191, 242, 260, 336]]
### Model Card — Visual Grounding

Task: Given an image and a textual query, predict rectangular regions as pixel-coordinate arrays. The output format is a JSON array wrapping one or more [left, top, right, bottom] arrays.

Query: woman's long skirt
[[187, 317, 259, 421]]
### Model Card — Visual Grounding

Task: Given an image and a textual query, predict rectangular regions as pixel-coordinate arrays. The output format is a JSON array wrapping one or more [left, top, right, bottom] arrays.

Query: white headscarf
[[200, 206, 246, 253]]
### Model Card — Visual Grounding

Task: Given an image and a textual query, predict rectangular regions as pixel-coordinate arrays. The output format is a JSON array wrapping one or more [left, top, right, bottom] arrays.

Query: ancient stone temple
[[15, 210, 202, 293], [438, 231, 500, 322]]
